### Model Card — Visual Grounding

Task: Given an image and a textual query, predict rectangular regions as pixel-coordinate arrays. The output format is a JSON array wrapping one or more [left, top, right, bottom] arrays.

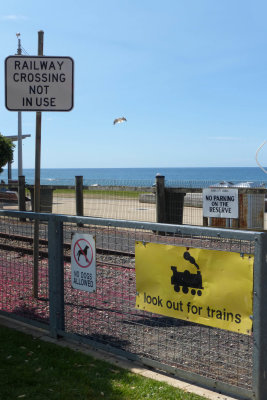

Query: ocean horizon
[[1, 167, 267, 187]]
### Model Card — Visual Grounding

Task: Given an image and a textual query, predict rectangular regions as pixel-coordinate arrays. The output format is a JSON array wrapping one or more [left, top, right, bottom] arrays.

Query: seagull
[[113, 117, 127, 125]]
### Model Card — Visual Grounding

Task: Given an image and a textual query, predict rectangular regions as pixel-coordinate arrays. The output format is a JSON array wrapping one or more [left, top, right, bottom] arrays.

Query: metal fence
[[0, 209, 267, 399], [1, 178, 266, 230]]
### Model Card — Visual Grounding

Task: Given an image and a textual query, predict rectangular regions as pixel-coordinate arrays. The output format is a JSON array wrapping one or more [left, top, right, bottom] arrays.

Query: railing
[[0, 209, 267, 399], [1, 175, 266, 230]]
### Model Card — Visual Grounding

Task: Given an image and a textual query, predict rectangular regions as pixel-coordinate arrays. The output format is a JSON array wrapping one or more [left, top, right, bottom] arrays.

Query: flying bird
[[113, 117, 127, 125]]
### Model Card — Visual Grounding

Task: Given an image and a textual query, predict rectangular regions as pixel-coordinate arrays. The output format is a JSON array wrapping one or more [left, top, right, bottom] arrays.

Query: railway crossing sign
[[5, 55, 74, 111], [71, 233, 96, 292]]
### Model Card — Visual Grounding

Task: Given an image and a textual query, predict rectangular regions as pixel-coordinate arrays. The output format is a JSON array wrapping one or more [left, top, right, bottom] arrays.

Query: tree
[[0, 133, 14, 174]]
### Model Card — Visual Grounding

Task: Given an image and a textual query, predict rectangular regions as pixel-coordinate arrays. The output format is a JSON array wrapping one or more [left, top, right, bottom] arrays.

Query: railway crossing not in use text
[[5, 55, 74, 111]]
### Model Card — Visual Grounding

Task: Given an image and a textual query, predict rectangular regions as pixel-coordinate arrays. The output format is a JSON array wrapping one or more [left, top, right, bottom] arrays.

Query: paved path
[[4, 194, 267, 229], [52, 195, 204, 225]]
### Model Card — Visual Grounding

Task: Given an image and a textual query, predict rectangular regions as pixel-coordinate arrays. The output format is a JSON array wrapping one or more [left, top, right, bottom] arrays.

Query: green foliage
[[0, 133, 14, 173]]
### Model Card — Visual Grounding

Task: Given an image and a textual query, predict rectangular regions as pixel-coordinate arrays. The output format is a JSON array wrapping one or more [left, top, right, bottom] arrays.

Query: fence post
[[156, 174, 166, 223], [253, 232, 267, 400], [18, 176, 26, 222], [48, 216, 65, 338], [76, 176, 84, 226]]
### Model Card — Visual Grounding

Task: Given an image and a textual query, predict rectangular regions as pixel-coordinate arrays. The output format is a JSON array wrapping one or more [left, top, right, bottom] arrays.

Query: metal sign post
[[5, 30, 74, 298], [33, 30, 44, 298], [16, 33, 23, 177]]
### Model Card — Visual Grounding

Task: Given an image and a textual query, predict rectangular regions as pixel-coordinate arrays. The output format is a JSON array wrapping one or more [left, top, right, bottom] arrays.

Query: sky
[[1, 0, 267, 169]]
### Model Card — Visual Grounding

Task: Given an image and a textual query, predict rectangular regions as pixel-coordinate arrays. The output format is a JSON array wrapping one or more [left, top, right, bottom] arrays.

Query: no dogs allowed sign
[[71, 233, 96, 292]]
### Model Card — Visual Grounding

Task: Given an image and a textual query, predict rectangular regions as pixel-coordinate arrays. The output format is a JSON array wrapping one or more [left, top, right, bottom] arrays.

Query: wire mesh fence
[[61, 221, 254, 392], [52, 188, 157, 222], [1, 179, 266, 230], [0, 216, 49, 325], [0, 211, 264, 399], [49, 187, 203, 225]]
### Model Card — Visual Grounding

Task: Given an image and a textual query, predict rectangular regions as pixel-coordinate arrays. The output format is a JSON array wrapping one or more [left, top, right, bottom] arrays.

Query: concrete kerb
[[0, 315, 237, 400]]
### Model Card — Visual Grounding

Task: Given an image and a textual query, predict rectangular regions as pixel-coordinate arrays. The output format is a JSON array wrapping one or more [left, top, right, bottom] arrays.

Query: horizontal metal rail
[[0, 209, 262, 241]]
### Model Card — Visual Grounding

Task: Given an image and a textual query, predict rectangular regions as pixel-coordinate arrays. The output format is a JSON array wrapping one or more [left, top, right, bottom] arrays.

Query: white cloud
[[208, 136, 241, 141], [1, 15, 28, 21]]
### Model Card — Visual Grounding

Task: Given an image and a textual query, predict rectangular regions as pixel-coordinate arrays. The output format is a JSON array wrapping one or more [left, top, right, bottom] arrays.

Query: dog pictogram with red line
[[71, 233, 96, 293], [73, 238, 94, 268]]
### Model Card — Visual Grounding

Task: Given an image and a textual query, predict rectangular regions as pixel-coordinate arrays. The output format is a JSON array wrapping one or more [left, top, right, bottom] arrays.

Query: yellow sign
[[135, 242, 254, 335]]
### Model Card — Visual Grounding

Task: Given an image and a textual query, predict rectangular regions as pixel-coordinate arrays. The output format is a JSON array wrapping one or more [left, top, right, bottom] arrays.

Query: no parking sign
[[71, 233, 96, 292]]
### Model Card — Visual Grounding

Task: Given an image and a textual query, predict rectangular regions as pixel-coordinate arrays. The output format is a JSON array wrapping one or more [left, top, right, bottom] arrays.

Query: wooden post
[[18, 175, 26, 222], [75, 176, 84, 226], [156, 174, 166, 223], [18, 175, 26, 211]]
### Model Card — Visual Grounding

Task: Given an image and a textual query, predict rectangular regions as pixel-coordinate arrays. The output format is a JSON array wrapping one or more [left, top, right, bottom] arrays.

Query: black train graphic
[[171, 251, 203, 296]]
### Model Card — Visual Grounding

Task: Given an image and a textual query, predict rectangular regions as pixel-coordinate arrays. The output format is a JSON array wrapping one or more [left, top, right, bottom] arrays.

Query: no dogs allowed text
[[71, 233, 96, 293]]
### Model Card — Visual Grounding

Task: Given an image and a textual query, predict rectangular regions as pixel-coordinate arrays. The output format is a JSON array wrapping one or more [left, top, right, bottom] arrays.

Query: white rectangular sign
[[5, 56, 74, 111], [71, 233, 96, 292], [203, 188, 239, 218]]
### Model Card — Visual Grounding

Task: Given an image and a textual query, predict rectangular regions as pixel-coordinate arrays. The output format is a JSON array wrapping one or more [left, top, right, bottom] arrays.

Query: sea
[[1, 167, 267, 187]]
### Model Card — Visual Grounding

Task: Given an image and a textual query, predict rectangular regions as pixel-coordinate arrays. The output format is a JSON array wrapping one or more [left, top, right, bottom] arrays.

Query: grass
[[53, 188, 148, 199], [83, 189, 142, 198], [0, 325, 207, 400]]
